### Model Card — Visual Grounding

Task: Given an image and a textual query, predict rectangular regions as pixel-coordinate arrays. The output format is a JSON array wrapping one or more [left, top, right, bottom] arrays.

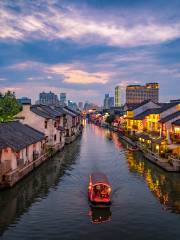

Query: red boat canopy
[[90, 172, 110, 186]]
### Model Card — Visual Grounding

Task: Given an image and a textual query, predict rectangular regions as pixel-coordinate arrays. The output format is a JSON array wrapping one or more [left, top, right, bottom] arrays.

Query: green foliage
[[0, 91, 21, 122], [105, 114, 116, 125], [47, 146, 56, 157]]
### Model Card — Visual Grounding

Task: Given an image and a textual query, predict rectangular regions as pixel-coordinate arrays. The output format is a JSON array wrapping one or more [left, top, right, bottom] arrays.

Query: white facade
[[17, 105, 63, 147], [160, 103, 180, 119], [134, 101, 160, 116], [0, 140, 45, 174]]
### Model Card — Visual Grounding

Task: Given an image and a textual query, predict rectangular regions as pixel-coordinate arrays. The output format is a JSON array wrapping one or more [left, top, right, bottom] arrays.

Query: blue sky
[[0, 0, 180, 105]]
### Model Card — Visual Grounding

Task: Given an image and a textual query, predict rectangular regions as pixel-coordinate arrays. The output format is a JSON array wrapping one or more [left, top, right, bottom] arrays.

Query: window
[[44, 121, 48, 129], [54, 121, 57, 128], [26, 146, 28, 157], [16, 151, 20, 159], [54, 134, 56, 141], [4, 148, 9, 153]]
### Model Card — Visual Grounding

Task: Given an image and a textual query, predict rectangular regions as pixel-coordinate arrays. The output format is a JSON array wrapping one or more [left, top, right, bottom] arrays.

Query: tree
[[105, 114, 116, 126], [0, 91, 21, 122]]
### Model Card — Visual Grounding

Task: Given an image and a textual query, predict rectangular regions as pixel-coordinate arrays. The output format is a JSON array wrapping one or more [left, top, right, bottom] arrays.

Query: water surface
[[0, 123, 180, 240]]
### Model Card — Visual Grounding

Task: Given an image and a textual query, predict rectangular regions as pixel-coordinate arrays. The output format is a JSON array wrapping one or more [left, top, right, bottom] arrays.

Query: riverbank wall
[[0, 130, 82, 189]]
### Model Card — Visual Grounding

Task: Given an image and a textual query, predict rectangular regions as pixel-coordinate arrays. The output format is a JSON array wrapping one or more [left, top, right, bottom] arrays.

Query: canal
[[1, 123, 180, 240]]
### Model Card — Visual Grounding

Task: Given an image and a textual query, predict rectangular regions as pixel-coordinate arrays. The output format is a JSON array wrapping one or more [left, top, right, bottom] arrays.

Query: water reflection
[[90, 124, 123, 150], [125, 150, 180, 213], [1, 124, 180, 240], [0, 139, 81, 236], [89, 207, 111, 224]]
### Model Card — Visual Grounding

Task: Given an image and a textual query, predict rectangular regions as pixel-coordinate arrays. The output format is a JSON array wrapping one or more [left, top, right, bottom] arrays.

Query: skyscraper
[[68, 100, 78, 110], [39, 91, 59, 105], [60, 93, 66, 105], [18, 97, 31, 105], [78, 102, 83, 110], [126, 82, 159, 104], [104, 94, 110, 109], [108, 97, 114, 108], [103, 94, 114, 109], [115, 85, 121, 107]]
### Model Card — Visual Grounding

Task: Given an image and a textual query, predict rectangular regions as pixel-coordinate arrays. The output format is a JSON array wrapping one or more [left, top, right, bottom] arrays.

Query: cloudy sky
[[0, 0, 180, 105]]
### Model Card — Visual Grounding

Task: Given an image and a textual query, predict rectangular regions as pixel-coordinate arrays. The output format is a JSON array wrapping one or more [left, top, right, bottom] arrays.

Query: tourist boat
[[127, 145, 139, 152], [88, 172, 112, 206]]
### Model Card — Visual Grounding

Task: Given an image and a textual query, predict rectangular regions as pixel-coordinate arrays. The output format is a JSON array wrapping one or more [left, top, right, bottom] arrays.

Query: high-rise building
[[115, 85, 121, 107], [104, 94, 110, 109], [103, 94, 114, 109], [39, 91, 59, 105], [84, 101, 98, 111], [68, 100, 78, 110], [60, 93, 66, 105], [108, 97, 114, 108], [18, 97, 31, 105], [78, 102, 83, 110], [126, 82, 159, 104]]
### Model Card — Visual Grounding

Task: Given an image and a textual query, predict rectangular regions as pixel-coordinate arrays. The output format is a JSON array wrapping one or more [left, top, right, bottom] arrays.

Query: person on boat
[[101, 185, 108, 198]]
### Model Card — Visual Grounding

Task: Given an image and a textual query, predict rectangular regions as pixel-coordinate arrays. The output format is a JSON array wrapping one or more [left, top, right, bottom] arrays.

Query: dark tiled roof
[[64, 106, 80, 115], [159, 111, 180, 123], [134, 108, 161, 120], [31, 105, 63, 119], [172, 119, 180, 126], [158, 101, 180, 113], [54, 106, 67, 115], [30, 104, 79, 119], [125, 103, 140, 111], [0, 121, 45, 151], [62, 107, 77, 117], [40, 105, 63, 117], [126, 100, 155, 111], [133, 101, 180, 120]]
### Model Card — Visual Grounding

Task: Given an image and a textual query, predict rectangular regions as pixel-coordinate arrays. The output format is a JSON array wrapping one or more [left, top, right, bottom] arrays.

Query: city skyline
[[1, 0, 180, 104]]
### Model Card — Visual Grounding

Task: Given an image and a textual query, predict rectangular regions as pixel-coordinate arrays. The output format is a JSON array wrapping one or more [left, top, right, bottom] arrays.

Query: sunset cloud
[[47, 65, 109, 84], [0, 0, 180, 104]]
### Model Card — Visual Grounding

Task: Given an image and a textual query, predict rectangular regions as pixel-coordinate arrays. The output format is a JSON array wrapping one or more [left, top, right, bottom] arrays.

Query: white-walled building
[[0, 121, 45, 186], [16, 103, 82, 147], [16, 103, 65, 149]]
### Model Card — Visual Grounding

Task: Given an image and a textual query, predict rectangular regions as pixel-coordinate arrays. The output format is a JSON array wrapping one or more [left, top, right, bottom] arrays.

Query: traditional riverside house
[[172, 119, 180, 143], [0, 121, 45, 187], [16, 103, 65, 150], [126, 100, 180, 155], [54, 106, 82, 144], [64, 106, 82, 135], [159, 101, 180, 143], [123, 100, 160, 133]]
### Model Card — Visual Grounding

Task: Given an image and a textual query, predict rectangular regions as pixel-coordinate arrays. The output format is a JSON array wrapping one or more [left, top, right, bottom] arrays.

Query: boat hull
[[89, 201, 111, 208]]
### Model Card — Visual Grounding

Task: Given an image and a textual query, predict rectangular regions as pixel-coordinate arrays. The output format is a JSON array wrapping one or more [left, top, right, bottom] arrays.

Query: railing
[[143, 148, 171, 164], [0, 161, 11, 175]]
